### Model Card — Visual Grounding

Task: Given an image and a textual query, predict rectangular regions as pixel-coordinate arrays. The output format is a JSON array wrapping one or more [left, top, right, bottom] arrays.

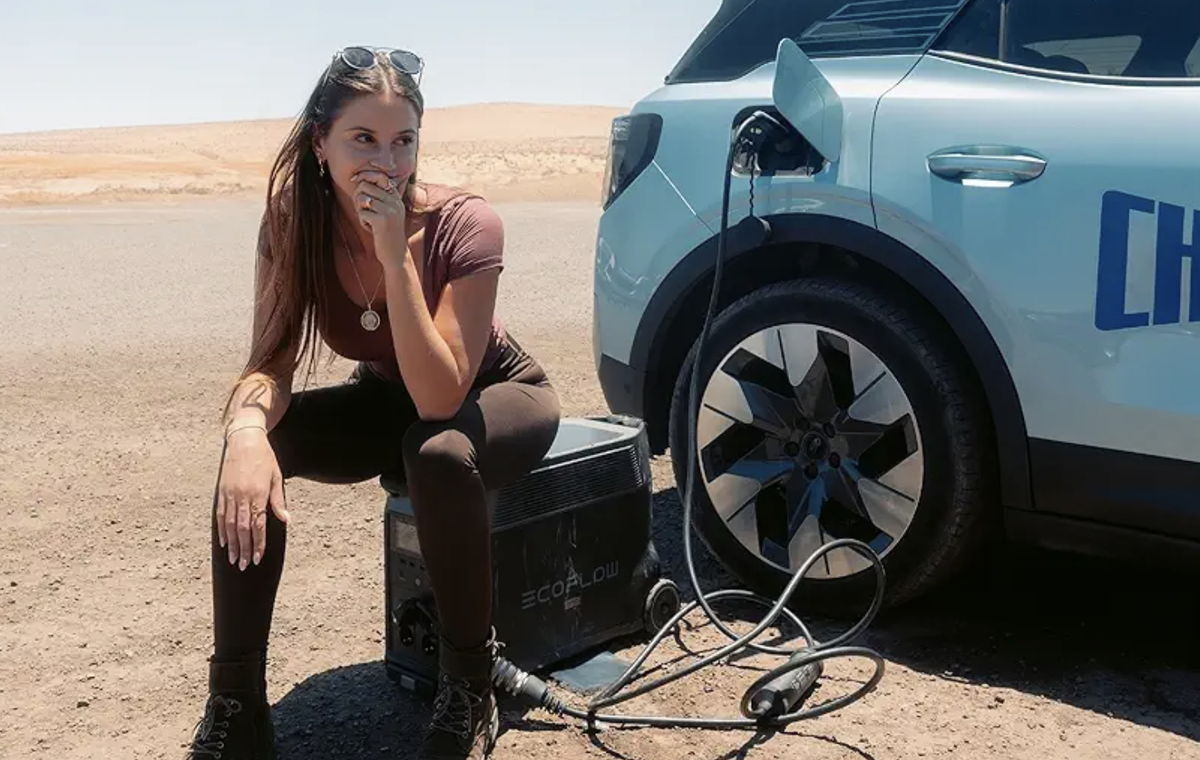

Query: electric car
[[593, 0, 1200, 610]]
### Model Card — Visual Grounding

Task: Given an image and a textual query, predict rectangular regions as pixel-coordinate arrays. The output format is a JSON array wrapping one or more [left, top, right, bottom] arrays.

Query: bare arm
[[352, 180, 505, 421], [222, 219, 297, 438], [223, 371, 292, 437], [218, 219, 296, 569], [383, 260, 500, 421]]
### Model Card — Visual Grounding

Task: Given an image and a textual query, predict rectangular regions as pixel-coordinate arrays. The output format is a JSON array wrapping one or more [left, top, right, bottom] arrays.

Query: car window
[[934, 0, 1200, 79], [666, 0, 970, 84], [1188, 38, 1200, 76]]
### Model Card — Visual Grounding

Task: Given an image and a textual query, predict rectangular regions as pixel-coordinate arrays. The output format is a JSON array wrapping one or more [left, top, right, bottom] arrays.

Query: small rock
[[77, 700, 89, 708]]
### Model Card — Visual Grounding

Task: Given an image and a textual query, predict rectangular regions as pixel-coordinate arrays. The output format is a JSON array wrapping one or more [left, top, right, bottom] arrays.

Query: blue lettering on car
[[1095, 190, 1200, 331]]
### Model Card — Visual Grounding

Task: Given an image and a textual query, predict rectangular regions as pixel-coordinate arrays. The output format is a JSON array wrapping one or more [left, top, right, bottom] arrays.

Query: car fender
[[634, 211, 1032, 512]]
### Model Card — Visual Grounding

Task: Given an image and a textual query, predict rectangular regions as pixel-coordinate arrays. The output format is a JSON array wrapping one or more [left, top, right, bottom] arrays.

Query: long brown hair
[[223, 52, 432, 418]]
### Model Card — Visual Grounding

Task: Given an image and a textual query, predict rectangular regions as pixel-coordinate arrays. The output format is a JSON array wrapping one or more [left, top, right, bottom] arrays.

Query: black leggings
[[209, 344, 561, 659]]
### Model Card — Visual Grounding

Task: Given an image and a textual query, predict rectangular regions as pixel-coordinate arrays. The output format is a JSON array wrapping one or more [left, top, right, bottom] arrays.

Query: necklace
[[335, 222, 385, 331]]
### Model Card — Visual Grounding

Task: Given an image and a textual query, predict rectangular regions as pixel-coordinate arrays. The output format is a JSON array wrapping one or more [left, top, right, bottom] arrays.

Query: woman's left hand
[[352, 170, 408, 265]]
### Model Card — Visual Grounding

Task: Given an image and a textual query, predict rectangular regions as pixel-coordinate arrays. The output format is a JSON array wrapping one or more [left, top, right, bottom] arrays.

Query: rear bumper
[[597, 353, 646, 419]]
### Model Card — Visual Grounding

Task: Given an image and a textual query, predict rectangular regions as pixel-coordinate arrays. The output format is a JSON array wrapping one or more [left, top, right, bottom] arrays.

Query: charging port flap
[[771, 38, 843, 165]]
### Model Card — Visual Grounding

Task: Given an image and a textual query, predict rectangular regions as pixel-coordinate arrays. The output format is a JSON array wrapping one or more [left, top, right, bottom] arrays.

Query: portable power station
[[382, 415, 682, 697]]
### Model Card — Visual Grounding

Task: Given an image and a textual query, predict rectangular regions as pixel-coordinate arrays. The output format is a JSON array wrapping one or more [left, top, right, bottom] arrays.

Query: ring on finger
[[361, 197, 372, 211]]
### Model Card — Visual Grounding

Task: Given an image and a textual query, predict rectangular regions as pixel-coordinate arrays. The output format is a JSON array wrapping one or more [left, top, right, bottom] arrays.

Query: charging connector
[[745, 651, 823, 722], [739, 110, 791, 159], [492, 656, 568, 716], [491, 109, 886, 732]]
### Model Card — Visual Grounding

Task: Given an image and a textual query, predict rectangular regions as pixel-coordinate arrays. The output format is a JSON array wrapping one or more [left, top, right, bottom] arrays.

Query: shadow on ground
[[647, 482, 1200, 744], [270, 662, 425, 759], [872, 543, 1200, 742], [270, 661, 560, 759], [269, 480, 1199, 758]]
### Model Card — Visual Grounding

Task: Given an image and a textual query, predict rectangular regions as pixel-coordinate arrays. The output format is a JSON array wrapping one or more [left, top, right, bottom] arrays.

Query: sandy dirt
[[0, 108, 1197, 760]]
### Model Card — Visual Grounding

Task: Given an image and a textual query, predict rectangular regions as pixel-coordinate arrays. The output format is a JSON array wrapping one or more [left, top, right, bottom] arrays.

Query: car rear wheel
[[668, 276, 998, 614]]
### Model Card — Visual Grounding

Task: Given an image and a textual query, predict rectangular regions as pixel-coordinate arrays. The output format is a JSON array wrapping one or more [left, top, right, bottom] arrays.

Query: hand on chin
[[350, 169, 409, 265]]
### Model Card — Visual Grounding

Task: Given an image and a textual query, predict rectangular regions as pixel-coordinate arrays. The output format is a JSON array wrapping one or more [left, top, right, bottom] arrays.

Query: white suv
[[592, 0, 1200, 611]]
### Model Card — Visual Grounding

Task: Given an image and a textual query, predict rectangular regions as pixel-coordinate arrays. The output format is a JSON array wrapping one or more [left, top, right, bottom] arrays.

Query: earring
[[319, 160, 326, 177]]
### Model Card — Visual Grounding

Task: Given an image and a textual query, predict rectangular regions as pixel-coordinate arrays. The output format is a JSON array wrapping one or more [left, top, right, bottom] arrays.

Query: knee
[[401, 422, 479, 488]]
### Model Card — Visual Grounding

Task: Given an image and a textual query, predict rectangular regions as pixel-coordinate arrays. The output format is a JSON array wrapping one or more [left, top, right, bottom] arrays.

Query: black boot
[[187, 653, 277, 760], [416, 629, 500, 760]]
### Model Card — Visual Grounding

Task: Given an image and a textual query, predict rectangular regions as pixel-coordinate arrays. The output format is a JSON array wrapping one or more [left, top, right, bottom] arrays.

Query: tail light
[[601, 113, 663, 209]]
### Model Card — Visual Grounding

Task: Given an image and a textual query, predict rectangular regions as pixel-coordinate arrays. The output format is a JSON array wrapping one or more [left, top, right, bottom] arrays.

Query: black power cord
[[492, 111, 888, 730]]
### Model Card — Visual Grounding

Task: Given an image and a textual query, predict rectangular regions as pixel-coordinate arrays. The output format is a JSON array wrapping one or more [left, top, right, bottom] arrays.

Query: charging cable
[[492, 111, 888, 730]]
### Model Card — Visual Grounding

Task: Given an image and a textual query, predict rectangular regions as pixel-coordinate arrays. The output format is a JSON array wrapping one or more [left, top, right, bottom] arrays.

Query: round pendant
[[360, 309, 381, 332]]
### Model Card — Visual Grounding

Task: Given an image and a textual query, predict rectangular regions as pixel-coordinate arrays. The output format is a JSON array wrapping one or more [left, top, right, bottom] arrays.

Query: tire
[[668, 276, 998, 615]]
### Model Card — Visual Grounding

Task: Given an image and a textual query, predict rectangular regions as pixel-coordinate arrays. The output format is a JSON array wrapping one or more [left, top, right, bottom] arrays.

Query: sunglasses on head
[[325, 46, 425, 85]]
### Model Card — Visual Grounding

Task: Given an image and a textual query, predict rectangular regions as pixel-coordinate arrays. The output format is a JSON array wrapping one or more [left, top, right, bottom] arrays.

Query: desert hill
[[0, 103, 625, 205]]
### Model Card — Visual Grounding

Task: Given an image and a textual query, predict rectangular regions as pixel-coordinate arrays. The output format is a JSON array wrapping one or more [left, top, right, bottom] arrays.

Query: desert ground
[[0, 105, 1197, 760]]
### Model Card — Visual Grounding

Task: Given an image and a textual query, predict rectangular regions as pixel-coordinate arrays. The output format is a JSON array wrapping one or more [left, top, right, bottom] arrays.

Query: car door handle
[[927, 149, 1047, 182]]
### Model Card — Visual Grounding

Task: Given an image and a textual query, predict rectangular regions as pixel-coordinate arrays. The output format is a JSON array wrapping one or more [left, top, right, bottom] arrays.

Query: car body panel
[[873, 53, 1200, 467], [593, 161, 715, 367], [644, 55, 920, 231], [595, 55, 920, 369]]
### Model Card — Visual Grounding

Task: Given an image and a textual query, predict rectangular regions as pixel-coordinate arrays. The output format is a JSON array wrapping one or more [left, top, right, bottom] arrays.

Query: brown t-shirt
[[257, 184, 510, 384]]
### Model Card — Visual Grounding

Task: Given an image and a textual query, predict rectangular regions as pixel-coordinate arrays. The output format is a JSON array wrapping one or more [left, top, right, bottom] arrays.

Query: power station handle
[[750, 652, 823, 720]]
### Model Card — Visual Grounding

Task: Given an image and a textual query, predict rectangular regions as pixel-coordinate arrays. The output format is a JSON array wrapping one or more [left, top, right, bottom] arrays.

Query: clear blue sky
[[0, 0, 720, 134]]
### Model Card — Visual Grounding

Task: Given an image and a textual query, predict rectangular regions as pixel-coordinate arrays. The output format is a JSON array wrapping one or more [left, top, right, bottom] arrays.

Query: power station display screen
[[389, 513, 421, 555]]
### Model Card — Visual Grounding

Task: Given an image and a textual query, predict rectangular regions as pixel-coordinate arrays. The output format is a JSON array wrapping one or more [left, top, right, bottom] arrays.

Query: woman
[[187, 46, 561, 760]]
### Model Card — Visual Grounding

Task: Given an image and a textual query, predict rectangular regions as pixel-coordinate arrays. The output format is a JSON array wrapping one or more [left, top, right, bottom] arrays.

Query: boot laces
[[188, 695, 242, 758], [429, 675, 486, 744]]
